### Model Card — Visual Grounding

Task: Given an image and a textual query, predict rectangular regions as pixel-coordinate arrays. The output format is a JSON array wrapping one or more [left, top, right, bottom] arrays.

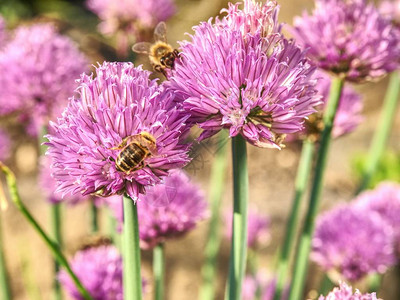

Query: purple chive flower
[[319, 281, 379, 300], [0, 129, 11, 161], [86, 0, 175, 39], [226, 209, 270, 249], [46, 62, 191, 201], [380, 0, 400, 25], [312, 204, 396, 281], [168, 0, 320, 149], [355, 182, 400, 255], [0, 23, 88, 134], [137, 170, 207, 249], [292, 0, 400, 83], [59, 245, 124, 300]]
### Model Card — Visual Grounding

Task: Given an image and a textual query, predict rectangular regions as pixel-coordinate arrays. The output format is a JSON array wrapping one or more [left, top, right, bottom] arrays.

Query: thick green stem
[[0, 211, 11, 300], [288, 78, 344, 300], [274, 139, 315, 300], [51, 203, 62, 300], [227, 135, 248, 300], [122, 195, 142, 300], [367, 273, 382, 294], [199, 131, 228, 300], [153, 243, 164, 300], [318, 274, 334, 296], [357, 71, 400, 193], [90, 200, 99, 233], [0, 163, 93, 300]]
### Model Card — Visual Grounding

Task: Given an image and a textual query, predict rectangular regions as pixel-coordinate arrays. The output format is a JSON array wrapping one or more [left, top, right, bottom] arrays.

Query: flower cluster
[[86, 0, 175, 39], [0, 23, 88, 134], [59, 245, 123, 300], [46, 62, 191, 201], [168, 0, 320, 148], [312, 204, 395, 281], [292, 71, 363, 141], [355, 182, 400, 255], [0, 129, 11, 161], [292, 0, 400, 82], [137, 170, 207, 249], [226, 208, 270, 249], [319, 281, 378, 300]]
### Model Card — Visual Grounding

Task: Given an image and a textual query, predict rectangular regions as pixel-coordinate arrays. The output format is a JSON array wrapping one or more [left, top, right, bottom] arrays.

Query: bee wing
[[132, 42, 152, 54], [154, 21, 168, 42]]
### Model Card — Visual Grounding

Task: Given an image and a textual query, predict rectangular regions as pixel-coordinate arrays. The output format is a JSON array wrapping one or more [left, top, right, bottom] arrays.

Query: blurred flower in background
[[289, 71, 363, 142], [312, 204, 395, 281], [46, 62, 191, 200], [0, 129, 11, 161], [168, 0, 320, 148], [225, 208, 270, 250], [137, 170, 208, 249], [318, 281, 379, 300], [355, 182, 400, 256], [242, 272, 289, 300], [292, 0, 400, 82], [59, 245, 123, 300], [0, 23, 88, 135]]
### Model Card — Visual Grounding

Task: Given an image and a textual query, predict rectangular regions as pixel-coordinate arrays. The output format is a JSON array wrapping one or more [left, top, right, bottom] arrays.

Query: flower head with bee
[[167, 0, 321, 148], [46, 62, 191, 201]]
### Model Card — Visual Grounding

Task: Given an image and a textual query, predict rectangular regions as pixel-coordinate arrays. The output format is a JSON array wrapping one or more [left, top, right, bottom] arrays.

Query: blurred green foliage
[[353, 151, 400, 189]]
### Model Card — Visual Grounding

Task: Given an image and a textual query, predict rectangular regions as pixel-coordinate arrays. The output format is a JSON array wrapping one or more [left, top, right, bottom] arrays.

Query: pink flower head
[[355, 182, 400, 255], [0, 23, 88, 134], [168, 0, 320, 149], [0, 129, 11, 161], [292, 0, 400, 82], [226, 208, 270, 249], [87, 0, 175, 38], [59, 245, 124, 300], [312, 204, 395, 281], [319, 281, 379, 300], [137, 170, 208, 249], [46, 62, 191, 201]]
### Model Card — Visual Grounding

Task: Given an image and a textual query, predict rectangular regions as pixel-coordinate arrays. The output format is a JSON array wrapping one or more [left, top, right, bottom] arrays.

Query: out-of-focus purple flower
[[288, 71, 363, 141], [242, 272, 289, 300], [86, 0, 175, 40], [292, 0, 400, 83], [0, 129, 11, 161], [380, 0, 400, 25], [0, 23, 88, 134], [226, 208, 270, 249], [312, 204, 395, 281], [46, 62, 191, 201], [59, 245, 123, 300], [168, 0, 320, 149], [318, 281, 379, 300], [137, 170, 207, 249], [355, 182, 400, 255]]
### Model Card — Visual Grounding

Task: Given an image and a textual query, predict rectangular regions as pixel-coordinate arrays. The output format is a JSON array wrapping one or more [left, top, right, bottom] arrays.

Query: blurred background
[[0, 0, 399, 299]]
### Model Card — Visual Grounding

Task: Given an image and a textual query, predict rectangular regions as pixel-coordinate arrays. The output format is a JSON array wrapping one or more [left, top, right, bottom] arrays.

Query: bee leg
[[154, 64, 167, 78], [173, 49, 180, 57]]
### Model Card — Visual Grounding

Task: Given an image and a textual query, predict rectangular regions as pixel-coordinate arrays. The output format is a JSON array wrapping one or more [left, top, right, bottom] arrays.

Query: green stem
[[90, 200, 99, 233], [274, 139, 315, 300], [51, 203, 62, 300], [199, 131, 228, 300], [0, 211, 11, 300], [288, 77, 344, 300], [153, 243, 164, 300], [356, 71, 400, 194], [0, 163, 93, 300], [122, 194, 142, 300], [227, 135, 248, 300], [367, 273, 382, 294], [40, 126, 63, 300], [108, 207, 121, 249], [318, 274, 334, 296]]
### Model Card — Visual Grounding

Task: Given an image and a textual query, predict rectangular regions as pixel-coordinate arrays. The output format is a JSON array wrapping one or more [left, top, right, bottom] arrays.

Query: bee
[[132, 22, 179, 77], [112, 132, 157, 174], [77, 235, 112, 251]]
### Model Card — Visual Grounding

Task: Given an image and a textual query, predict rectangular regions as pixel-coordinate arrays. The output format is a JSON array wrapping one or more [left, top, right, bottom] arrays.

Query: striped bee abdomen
[[115, 142, 148, 173]]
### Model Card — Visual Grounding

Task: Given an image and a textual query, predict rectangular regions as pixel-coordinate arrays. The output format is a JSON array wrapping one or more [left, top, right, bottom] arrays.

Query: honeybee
[[112, 132, 157, 175], [78, 235, 112, 251], [132, 22, 179, 77]]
